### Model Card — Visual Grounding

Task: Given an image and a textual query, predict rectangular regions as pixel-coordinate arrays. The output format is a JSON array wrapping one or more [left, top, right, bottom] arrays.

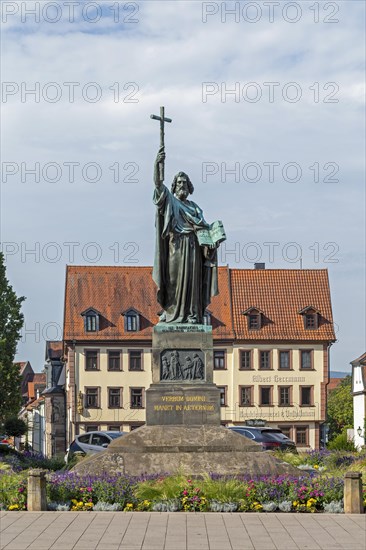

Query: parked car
[[65, 431, 126, 463], [228, 426, 297, 452], [0, 435, 11, 449]]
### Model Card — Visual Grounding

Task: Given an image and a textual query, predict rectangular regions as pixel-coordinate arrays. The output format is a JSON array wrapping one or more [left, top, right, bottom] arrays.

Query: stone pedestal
[[73, 323, 306, 479], [344, 471, 364, 514], [27, 469, 47, 511], [146, 324, 220, 426]]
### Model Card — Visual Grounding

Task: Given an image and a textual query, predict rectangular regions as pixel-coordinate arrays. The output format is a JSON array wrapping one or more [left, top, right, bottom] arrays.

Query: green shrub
[[327, 432, 357, 452]]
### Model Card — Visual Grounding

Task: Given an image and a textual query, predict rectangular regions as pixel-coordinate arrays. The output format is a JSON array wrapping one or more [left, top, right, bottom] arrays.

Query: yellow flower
[[8, 504, 19, 510], [314, 465, 319, 469]]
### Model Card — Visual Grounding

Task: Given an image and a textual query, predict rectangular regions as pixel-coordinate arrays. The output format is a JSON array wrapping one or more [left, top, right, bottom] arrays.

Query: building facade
[[63, 265, 336, 450], [351, 352, 366, 450]]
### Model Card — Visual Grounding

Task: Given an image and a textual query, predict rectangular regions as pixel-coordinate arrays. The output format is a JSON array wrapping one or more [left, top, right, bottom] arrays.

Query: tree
[[327, 375, 353, 440], [0, 253, 25, 424], [4, 416, 27, 438]]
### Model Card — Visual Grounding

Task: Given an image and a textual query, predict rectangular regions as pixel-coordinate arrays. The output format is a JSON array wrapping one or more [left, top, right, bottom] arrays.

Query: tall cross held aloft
[[150, 106, 172, 182]]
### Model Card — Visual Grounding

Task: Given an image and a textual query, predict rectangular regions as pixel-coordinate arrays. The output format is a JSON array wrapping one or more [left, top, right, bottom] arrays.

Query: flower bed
[[1, 449, 365, 513]]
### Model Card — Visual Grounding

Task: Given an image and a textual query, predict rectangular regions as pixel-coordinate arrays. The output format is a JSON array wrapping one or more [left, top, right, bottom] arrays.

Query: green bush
[[327, 431, 357, 452]]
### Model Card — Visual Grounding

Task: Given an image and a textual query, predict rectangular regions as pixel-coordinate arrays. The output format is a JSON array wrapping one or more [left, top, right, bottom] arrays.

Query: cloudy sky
[[2, 0, 365, 372]]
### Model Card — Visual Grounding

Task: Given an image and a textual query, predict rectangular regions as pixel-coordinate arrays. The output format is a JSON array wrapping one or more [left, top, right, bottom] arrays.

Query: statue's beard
[[176, 189, 188, 200]]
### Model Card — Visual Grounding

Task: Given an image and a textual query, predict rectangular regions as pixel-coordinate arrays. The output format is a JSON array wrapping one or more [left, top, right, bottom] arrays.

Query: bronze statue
[[151, 107, 225, 324]]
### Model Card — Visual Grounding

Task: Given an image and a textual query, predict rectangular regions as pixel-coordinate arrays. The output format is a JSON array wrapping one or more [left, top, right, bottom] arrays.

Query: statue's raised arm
[[154, 146, 165, 188]]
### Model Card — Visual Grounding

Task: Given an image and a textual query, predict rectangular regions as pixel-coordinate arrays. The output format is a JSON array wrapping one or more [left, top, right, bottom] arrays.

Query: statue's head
[[171, 171, 194, 199]]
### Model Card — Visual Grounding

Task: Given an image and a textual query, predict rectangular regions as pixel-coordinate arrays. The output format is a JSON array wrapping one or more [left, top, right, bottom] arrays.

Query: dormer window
[[122, 308, 140, 332], [249, 314, 260, 329], [202, 310, 212, 326], [299, 306, 320, 330], [81, 308, 100, 332], [243, 307, 263, 330]]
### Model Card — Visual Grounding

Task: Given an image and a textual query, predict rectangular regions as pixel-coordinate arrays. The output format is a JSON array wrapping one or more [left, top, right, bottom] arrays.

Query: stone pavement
[[0, 512, 365, 550]]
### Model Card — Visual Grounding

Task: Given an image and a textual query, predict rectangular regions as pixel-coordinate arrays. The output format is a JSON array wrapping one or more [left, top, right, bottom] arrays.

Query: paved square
[[0, 512, 365, 550]]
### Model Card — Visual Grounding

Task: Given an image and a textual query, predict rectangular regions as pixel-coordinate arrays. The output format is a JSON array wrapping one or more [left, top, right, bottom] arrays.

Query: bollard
[[344, 472, 364, 514], [27, 469, 47, 511]]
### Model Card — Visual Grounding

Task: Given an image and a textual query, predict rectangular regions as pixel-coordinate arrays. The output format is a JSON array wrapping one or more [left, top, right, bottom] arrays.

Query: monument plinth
[[146, 324, 221, 426]]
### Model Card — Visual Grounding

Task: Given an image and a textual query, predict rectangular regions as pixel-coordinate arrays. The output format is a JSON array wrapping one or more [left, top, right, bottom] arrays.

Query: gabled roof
[[351, 352, 366, 366], [14, 361, 32, 375], [298, 306, 321, 314], [242, 307, 265, 315], [231, 269, 335, 341], [63, 266, 234, 341]]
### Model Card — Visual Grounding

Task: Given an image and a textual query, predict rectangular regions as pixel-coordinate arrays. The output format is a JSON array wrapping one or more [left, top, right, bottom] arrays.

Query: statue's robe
[[153, 184, 218, 323]]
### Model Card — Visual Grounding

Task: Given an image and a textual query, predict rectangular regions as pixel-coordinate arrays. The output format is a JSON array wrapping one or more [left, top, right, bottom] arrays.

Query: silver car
[[65, 430, 126, 463]]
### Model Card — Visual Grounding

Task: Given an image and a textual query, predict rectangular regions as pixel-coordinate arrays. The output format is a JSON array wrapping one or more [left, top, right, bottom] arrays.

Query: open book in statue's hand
[[196, 220, 226, 247]]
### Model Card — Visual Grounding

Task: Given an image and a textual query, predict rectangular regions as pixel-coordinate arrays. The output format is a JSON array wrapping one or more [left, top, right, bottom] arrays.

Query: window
[[130, 388, 144, 409], [86, 314, 97, 332], [90, 433, 110, 447], [85, 350, 99, 371], [85, 425, 98, 433], [240, 350, 252, 370], [249, 314, 260, 329], [299, 307, 320, 330], [218, 386, 227, 406], [239, 386, 253, 406], [305, 314, 318, 329], [214, 350, 226, 370], [279, 351, 291, 370], [108, 425, 122, 432], [129, 350, 142, 371], [260, 386, 272, 406], [85, 387, 100, 408], [108, 351, 121, 371], [279, 386, 292, 406], [300, 350, 313, 370], [127, 314, 137, 331], [78, 434, 91, 443], [300, 386, 313, 406], [123, 309, 140, 332], [81, 308, 100, 332], [259, 351, 271, 370], [295, 426, 308, 446], [278, 426, 292, 439], [108, 387, 122, 408]]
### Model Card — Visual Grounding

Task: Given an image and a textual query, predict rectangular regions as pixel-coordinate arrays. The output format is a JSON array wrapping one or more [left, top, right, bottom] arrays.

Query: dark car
[[228, 426, 297, 452], [65, 430, 126, 463]]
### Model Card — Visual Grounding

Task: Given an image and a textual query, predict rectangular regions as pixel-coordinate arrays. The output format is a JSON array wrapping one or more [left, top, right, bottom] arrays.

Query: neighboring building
[[351, 352, 366, 449], [63, 265, 336, 450], [43, 341, 66, 457], [19, 372, 46, 454], [14, 361, 34, 404]]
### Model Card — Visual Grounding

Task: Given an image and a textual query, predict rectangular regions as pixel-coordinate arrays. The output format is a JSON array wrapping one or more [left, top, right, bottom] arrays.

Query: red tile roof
[[63, 266, 234, 341], [230, 269, 335, 341], [327, 378, 343, 393], [63, 266, 335, 343]]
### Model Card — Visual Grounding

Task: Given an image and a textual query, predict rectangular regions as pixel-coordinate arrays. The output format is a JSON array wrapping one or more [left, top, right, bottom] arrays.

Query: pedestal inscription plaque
[[146, 324, 221, 426]]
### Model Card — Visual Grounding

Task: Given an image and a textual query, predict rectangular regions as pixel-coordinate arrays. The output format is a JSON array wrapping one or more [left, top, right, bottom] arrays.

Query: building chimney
[[254, 263, 265, 270]]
